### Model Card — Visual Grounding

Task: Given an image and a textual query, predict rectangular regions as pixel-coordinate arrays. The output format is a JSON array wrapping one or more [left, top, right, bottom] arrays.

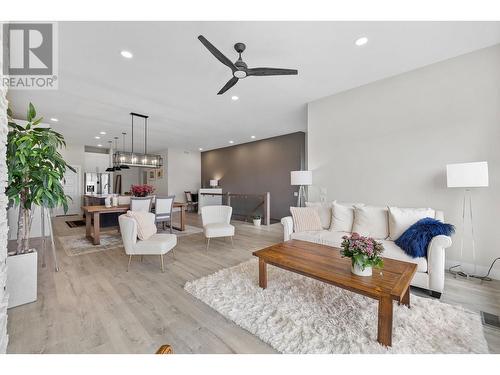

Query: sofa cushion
[[330, 201, 364, 232], [352, 206, 389, 239], [291, 230, 346, 248], [305, 201, 332, 229], [388, 206, 435, 240], [290, 207, 323, 233], [395, 218, 455, 258], [380, 240, 428, 272]]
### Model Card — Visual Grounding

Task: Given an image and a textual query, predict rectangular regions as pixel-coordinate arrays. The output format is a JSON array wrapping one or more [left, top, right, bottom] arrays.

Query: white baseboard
[[445, 258, 500, 281]]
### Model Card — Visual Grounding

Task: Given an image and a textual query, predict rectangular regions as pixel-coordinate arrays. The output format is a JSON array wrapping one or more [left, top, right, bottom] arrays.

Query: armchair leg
[[160, 254, 164, 273], [127, 255, 132, 272], [171, 248, 175, 260], [141, 255, 144, 262], [170, 220, 173, 234], [230, 236, 234, 248], [206, 238, 210, 252]]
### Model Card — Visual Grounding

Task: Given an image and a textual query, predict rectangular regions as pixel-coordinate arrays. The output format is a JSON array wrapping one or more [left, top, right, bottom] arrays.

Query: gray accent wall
[[201, 132, 305, 221]]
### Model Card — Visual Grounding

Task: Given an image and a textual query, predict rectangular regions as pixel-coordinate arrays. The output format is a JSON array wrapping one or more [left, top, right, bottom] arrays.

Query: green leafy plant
[[6, 103, 75, 254], [252, 215, 262, 220], [340, 232, 384, 271]]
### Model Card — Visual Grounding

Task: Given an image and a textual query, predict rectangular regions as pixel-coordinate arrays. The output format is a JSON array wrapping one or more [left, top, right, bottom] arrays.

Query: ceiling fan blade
[[217, 77, 239, 95], [198, 35, 237, 73], [246, 67, 298, 76]]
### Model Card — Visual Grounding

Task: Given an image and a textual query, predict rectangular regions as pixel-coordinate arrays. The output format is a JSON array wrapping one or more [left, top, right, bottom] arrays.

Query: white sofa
[[281, 202, 452, 297]]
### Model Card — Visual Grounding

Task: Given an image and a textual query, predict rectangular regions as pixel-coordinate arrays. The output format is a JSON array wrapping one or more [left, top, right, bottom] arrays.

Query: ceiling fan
[[198, 35, 298, 95]]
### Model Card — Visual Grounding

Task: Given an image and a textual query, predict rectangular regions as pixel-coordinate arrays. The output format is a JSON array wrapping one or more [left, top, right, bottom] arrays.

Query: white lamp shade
[[209, 179, 218, 187], [446, 162, 489, 188], [291, 170, 312, 186]]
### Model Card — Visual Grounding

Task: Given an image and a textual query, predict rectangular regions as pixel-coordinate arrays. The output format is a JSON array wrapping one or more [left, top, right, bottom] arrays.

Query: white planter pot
[[253, 219, 261, 227], [351, 263, 372, 277], [6, 250, 38, 308]]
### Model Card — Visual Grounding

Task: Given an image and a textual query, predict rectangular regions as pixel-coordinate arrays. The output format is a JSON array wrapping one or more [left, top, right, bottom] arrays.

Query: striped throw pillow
[[290, 207, 323, 233]]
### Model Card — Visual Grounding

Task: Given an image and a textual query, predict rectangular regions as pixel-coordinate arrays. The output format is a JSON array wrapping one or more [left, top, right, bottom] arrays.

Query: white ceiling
[[7, 21, 500, 152]]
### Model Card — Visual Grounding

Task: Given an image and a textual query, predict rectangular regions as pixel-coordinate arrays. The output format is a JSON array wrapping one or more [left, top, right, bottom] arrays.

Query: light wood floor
[[6, 213, 500, 353]]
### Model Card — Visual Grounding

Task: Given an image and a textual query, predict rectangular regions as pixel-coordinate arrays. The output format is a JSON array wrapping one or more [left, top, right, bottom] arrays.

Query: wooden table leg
[[85, 210, 91, 237], [93, 212, 100, 245], [377, 296, 393, 347], [400, 287, 410, 307], [259, 259, 267, 289], [180, 206, 185, 231]]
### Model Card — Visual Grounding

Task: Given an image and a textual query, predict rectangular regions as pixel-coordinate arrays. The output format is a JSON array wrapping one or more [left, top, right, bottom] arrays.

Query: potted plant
[[340, 233, 384, 276], [6, 103, 74, 307], [252, 215, 262, 227], [130, 184, 155, 197]]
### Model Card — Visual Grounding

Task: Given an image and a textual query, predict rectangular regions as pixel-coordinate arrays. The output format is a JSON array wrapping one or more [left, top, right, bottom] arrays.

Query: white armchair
[[201, 205, 235, 251], [118, 213, 177, 272]]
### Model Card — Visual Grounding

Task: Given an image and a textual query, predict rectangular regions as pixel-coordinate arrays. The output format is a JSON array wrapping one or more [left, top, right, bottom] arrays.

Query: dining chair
[[185, 191, 198, 213], [201, 205, 235, 251], [130, 196, 152, 212], [155, 195, 175, 233]]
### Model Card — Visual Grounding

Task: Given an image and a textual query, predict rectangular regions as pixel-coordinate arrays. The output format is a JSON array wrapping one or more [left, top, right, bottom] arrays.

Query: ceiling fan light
[[234, 70, 246, 79]]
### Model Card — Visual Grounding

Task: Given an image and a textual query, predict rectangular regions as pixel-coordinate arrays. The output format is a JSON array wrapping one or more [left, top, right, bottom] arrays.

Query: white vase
[[253, 219, 261, 227], [105, 196, 111, 208], [6, 250, 38, 308], [351, 263, 372, 277]]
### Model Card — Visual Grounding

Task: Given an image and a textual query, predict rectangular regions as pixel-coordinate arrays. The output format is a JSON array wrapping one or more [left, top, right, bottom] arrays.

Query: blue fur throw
[[395, 218, 455, 258]]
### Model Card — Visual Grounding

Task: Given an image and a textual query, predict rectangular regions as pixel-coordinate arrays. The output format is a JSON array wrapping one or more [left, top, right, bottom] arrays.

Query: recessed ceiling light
[[120, 50, 133, 59], [355, 37, 368, 46], [50, 118, 58, 122], [97, 144, 102, 147], [99, 131, 106, 135], [231, 96, 239, 101], [229, 140, 234, 144], [250, 135, 256, 139], [199, 148, 203, 151], [94, 136, 101, 139]]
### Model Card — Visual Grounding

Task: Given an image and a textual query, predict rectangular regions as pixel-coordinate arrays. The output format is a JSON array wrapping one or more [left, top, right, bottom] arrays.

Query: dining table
[[82, 202, 188, 245]]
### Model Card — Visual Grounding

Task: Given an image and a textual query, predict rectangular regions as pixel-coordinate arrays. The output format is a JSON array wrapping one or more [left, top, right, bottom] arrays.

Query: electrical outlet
[[293, 192, 298, 197]]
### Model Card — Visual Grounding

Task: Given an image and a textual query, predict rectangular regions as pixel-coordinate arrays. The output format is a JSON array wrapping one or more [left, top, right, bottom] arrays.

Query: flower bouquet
[[340, 233, 384, 276], [130, 184, 155, 197]]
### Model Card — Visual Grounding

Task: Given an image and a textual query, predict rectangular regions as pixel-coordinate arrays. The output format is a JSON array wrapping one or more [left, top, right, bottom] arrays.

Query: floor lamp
[[446, 161, 488, 278], [291, 170, 312, 207]]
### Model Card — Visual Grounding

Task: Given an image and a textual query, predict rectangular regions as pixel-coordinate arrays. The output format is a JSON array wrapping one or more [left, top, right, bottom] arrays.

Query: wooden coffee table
[[252, 240, 417, 347]]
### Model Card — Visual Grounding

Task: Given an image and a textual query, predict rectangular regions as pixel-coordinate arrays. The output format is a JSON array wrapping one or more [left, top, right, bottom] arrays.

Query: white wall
[[147, 151, 168, 195], [167, 148, 201, 202], [307, 44, 500, 277]]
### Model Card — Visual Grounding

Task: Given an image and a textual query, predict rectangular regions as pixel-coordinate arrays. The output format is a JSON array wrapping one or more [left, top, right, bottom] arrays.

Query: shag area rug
[[184, 259, 489, 354]]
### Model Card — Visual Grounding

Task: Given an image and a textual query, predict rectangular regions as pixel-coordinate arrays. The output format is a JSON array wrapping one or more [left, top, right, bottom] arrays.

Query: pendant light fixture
[[105, 140, 115, 172], [118, 132, 130, 169], [113, 137, 121, 171], [113, 112, 163, 168]]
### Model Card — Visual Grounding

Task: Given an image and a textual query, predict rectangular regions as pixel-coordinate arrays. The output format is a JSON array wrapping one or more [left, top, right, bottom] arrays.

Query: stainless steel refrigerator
[[84, 173, 111, 195]]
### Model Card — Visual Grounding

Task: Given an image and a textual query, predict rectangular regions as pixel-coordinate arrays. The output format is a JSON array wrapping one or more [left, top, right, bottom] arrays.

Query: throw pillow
[[290, 207, 323, 233], [395, 217, 455, 258], [126, 210, 157, 240], [305, 201, 332, 229], [388, 206, 435, 240], [330, 201, 364, 232], [352, 206, 389, 239]]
